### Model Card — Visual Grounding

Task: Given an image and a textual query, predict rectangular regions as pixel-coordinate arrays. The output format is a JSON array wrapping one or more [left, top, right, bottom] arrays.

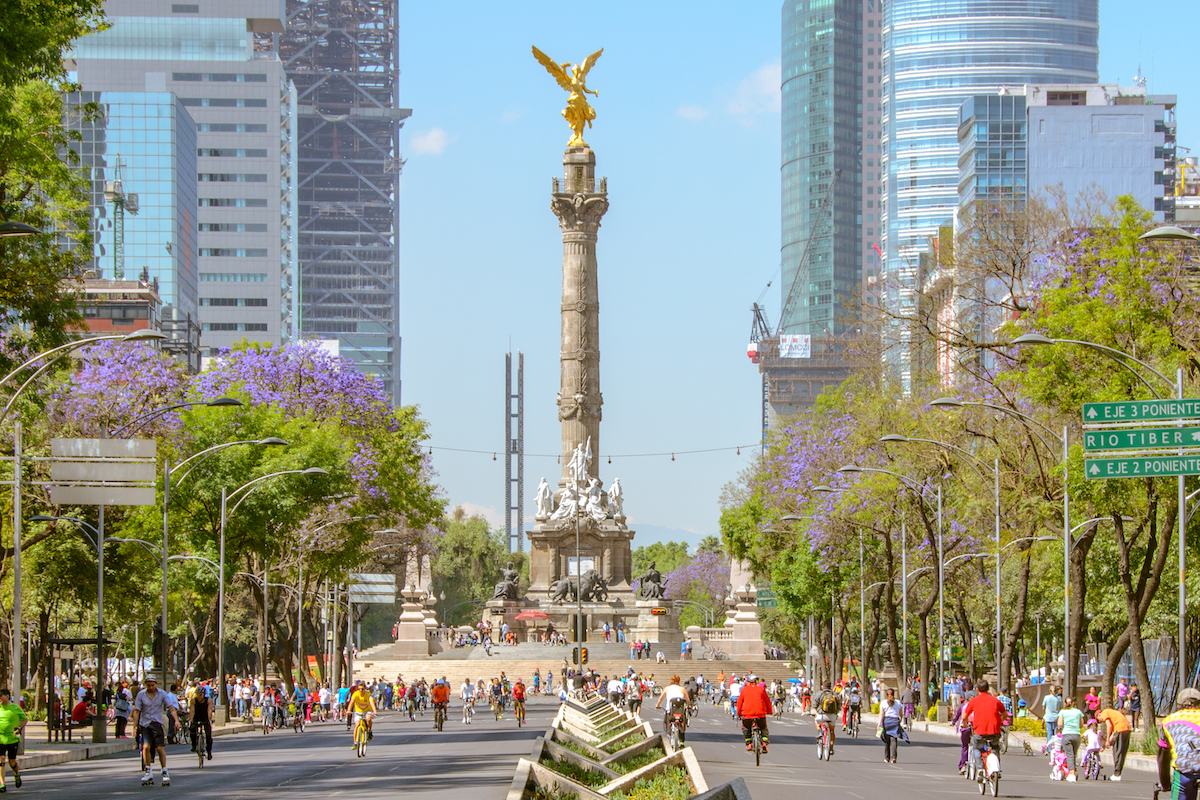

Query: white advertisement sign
[[779, 334, 812, 359]]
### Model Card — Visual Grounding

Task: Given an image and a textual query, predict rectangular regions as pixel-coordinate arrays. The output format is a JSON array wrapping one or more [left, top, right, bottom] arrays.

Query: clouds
[[410, 127, 449, 155], [675, 62, 781, 124], [456, 501, 504, 528], [727, 62, 781, 116]]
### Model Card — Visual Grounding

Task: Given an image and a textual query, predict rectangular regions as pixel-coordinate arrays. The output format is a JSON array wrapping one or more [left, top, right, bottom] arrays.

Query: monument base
[[632, 599, 683, 646], [875, 661, 900, 691], [483, 599, 536, 641], [541, 600, 639, 642]]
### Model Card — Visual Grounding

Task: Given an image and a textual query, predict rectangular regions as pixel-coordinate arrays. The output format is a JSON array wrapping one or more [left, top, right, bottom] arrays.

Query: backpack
[[849, 691, 861, 705], [820, 692, 838, 714]]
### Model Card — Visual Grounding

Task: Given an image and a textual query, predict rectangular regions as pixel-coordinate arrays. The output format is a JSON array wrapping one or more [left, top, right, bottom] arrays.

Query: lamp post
[[217, 467, 327, 716], [29, 515, 107, 741], [3, 329, 167, 697], [1009, 322, 1187, 694]]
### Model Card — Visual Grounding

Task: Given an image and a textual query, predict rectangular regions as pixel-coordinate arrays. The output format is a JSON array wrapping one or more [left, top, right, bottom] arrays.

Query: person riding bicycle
[[512, 679, 527, 721], [962, 679, 1009, 779], [1158, 687, 1200, 800], [291, 684, 309, 726], [460, 678, 475, 724], [736, 675, 772, 754], [188, 684, 213, 760], [430, 679, 450, 728], [347, 681, 378, 741], [846, 681, 863, 732], [772, 680, 787, 714], [813, 681, 841, 755], [899, 683, 916, 727], [490, 678, 504, 718], [655, 675, 690, 744]]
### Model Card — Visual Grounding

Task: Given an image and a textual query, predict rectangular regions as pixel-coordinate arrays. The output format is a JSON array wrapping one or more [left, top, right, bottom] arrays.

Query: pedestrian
[[1115, 678, 1129, 711], [114, 683, 131, 738], [1042, 686, 1062, 741], [1055, 695, 1085, 782], [130, 676, 180, 787], [0, 688, 27, 792], [1085, 686, 1101, 717], [951, 692, 972, 773], [877, 687, 908, 764], [1096, 701, 1131, 781], [1129, 683, 1142, 731]]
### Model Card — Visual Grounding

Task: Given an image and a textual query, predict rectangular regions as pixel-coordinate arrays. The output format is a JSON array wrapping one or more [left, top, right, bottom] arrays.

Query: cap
[[1177, 687, 1200, 707], [145, 675, 158, 683]]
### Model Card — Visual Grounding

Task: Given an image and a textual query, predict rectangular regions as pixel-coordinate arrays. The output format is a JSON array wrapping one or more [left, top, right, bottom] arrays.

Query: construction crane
[[103, 156, 138, 279], [747, 169, 841, 451]]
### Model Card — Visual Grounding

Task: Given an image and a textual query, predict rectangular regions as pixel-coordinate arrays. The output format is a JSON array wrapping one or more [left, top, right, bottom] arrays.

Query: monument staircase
[[353, 643, 798, 687]]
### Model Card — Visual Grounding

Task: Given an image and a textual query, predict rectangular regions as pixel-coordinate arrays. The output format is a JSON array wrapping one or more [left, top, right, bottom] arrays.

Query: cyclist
[[431, 678, 450, 729], [961, 679, 1008, 781], [347, 681, 378, 741], [846, 681, 862, 733], [1157, 687, 1200, 800], [291, 683, 309, 728], [188, 683, 213, 761], [490, 678, 504, 718], [728, 675, 743, 720], [899, 682, 916, 728], [736, 675, 772, 754], [512, 678, 526, 723], [654, 675, 690, 745], [260, 684, 277, 731], [813, 681, 841, 756], [460, 678, 475, 725], [771, 680, 787, 716]]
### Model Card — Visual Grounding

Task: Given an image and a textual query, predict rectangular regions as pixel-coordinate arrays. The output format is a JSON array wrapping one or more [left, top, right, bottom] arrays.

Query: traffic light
[[573, 646, 580, 665], [581, 647, 589, 665]]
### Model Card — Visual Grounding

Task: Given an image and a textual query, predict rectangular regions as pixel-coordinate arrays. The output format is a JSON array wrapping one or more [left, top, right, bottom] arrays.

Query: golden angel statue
[[532, 46, 603, 147]]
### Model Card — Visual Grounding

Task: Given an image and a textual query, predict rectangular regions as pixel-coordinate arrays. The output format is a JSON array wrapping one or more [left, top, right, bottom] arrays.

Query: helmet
[[1178, 687, 1200, 708]]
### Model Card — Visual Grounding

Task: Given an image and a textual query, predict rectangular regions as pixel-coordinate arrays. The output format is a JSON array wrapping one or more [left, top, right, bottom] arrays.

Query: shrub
[[608, 767, 693, 800], [603, 731, 647, 754], [1012, 718, 1045, 737], [927, 706, 938, 722], [610, 748, 666, 775], [539, 756, 609, 789], [871, 702, 880, 715], [1136, 733, 1159, 756]]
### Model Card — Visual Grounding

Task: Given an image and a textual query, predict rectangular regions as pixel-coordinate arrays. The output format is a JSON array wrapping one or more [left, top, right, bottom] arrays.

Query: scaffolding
[[275, 0, 411, 401]]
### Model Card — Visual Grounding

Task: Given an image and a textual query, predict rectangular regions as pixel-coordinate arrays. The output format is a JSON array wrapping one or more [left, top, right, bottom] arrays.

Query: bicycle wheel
[[262, 713, 269, 735], [669, 724, 680, 752], [990, 775, 999, 797], [753, 729, 761, 767]]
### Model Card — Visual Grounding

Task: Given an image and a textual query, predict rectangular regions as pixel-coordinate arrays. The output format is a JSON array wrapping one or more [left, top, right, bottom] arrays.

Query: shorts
[[140, 722, 165, 751], [0, 742, 16, 760], [815, 713, 835, 725]]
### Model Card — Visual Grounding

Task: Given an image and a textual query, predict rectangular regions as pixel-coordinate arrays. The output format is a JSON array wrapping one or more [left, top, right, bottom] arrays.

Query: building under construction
[[276, 0, 411, 402]]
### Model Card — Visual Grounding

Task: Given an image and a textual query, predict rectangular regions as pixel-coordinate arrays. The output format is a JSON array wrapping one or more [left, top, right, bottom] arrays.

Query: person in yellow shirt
[[347, 681, 377, 741]]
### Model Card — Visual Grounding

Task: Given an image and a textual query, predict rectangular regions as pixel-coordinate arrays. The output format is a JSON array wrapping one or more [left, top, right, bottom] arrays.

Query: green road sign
[[1085, 455, 1200, 479], [1084, 426, 1200, 452], [757, 599, 778, 608], [1083, 399, 1200, 424]]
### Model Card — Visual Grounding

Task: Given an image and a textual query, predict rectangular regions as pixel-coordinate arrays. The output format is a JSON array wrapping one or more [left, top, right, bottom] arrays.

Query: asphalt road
[[10, 698, 1159, 799], [677, 701, 1157, 800]]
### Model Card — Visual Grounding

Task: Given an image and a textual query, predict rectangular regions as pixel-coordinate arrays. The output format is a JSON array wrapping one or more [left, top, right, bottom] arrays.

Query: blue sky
[[396, 1, 1194, 551]]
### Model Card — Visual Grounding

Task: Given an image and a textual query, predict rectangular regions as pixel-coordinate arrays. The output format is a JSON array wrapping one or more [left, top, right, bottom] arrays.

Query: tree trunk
[[917, 612, 931, 714], [1000, 547, 1033, 690], [1068, 527, 1096, 695]]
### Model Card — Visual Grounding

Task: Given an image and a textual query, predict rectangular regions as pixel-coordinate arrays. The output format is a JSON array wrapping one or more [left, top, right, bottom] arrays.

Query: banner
[[779, 334, 811, 359]]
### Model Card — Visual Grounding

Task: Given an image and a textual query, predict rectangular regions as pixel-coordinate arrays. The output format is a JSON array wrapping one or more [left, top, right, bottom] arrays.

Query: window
[[183, 98, 267, 109], [199, 223, 268, 232], [198, 148, 268, 158], [1047, 91, 1085, 106], [200, 273, 267, 282], [198, 174, 268, 182], [171, 4, 199, 12], [173, 72, 267, 83], [200, 248, 268, 257], [199, 198, 268, 208], [201, 297, 269, 307], [197, 124, 267, 133]]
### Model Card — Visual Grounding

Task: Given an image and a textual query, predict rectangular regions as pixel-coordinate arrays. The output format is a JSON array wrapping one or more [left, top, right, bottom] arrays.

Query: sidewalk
[[917, 719, 1157, 775], [16, 719, 259, 771]]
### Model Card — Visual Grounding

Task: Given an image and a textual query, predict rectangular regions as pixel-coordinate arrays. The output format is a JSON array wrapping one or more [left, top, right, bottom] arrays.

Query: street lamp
[[881, 433, 1003, 683], [0, 221, 42, 238], [109, 397, 244, 438], [1008, 327, 1187, 694], [218, 467, 327, 709]]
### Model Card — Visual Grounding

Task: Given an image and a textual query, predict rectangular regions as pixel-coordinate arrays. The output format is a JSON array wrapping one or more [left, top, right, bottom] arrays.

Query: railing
[[692, 627, 733, 643]]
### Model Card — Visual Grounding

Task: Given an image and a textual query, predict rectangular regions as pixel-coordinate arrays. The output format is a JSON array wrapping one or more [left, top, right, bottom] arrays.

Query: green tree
[[0, 0, 105, 87], [430, 508, 528, 627], [631, 540, 689, 579]]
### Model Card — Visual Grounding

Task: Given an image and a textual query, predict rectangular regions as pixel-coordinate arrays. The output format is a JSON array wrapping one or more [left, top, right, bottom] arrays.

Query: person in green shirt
[[0, 688, 28, 792], [1056, 696, 1086, 782]]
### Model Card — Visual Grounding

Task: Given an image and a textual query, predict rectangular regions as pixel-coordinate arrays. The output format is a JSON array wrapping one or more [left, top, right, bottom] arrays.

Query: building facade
[[278, 0, 410, 403], [68, 0, 294, 356], [879, 0, 1099, 389], [64, 91, 199, 321]]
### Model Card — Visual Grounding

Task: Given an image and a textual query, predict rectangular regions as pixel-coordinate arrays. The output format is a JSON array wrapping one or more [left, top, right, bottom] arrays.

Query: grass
[[607, 767, 694, 800], [609, 747, 666, 776], [602, 730, 647, 754], [1135, 732, 1159, 756], [594, 721, 636, 741], [539, 756, 610, 789], [556, 737, 603, 760]]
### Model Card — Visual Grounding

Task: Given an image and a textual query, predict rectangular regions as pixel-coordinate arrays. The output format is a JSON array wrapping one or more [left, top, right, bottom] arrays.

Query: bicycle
[[816, 720, 832, 761], [434, 702, 447, 732], [751, 724, 764, 767], [493, 698, 502, 721], [1082, 748, 1105, 781], [190, 724, 211, 769], [975, 739, 1001, 797], [463, 699, 474, 725], [261, 705, 272, 735], [773, 697, 786, 719], [847, 710, 859, 739], [514, 699, 525, 728], [352, 713, 369, 758], [666, 701, 686, 752]]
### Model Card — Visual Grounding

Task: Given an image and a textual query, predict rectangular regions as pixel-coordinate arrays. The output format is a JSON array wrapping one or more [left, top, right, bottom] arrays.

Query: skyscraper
[[879, 0, 1098, 387], [278, 0, 410, 403], [68, 0, 294, 356]]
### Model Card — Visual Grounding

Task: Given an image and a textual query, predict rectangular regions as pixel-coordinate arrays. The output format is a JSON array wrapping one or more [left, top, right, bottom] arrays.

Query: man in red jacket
[[736, 675, 773, 753]]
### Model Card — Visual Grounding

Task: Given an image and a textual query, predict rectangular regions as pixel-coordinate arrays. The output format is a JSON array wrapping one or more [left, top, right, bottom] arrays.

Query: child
[[1081, 719, 1104, 779], [1047, 736, 1069, 781]]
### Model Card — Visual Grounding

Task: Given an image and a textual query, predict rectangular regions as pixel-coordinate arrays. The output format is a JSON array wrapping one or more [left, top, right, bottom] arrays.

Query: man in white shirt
[[729, 676, 744, 718], [607, 677, 624, 707], [460, 679, 475, 724], [654, 676, 691, 744]]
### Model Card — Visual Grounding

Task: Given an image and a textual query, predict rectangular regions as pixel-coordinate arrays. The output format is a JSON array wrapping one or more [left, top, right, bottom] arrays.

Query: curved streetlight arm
[[0, 332, 157, 390], [944, 552, 989, 569], [928, 399, 1063, 455], [880, 435, 994, 487], [170, 439, 284, 488], [168, 554, 220, 582], [29, 515, 100, 553], [0, 357, 69, 426], [233, 571, 300, 600], [1000, 535, 1057, 554], [1069, 515, 1135, 535], [836, 465, 940, 510], [228, 468, 326, 517], [106, 536, 163, 558], [1053, 338, 1175, 393], [109, 398, 242, 439]]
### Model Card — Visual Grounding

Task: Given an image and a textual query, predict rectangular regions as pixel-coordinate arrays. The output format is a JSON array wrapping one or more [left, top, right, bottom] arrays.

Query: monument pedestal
[[393, 586, 431, 659], [728, 584, 765, 661], [633, 600, 683, 646], [875, 661, 900, 691], [482, 598, 535, 640]]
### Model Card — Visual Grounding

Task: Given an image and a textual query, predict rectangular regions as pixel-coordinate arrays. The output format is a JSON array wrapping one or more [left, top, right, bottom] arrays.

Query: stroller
[[1044, 735, 1069, 781]]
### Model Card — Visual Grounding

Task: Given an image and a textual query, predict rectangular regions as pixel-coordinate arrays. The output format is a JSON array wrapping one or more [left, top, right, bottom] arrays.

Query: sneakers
[[745, 743, 753, 751], [206, 752, 212, 761], [1112, 775, 1122, 782], [367, 731, 373, 741], [161, 769, 170, 787], [761, 744, 768, 754], [1066, 773, 1077, 783], [12, 775, 18, 788]]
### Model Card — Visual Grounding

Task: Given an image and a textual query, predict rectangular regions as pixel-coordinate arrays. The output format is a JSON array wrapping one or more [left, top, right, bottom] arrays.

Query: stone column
[[551, 146, 608, 485]]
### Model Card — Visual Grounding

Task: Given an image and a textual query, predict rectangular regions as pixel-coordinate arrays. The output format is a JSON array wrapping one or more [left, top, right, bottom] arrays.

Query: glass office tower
[[65, 92, 199, 320], [879, 0, 1098, 387]]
